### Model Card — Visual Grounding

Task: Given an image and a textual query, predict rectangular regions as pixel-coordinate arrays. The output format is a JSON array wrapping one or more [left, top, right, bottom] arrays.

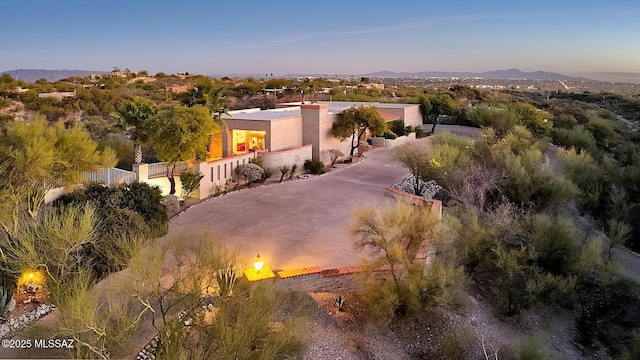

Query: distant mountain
[[0, 69, 107, 83], [4, 68, 589, 83], [211, 68, 587, 81], [362, 68, 585, 81]]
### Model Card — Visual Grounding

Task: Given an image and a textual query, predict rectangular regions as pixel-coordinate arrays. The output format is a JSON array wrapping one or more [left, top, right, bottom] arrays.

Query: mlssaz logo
[[34, 338, 75, 349]]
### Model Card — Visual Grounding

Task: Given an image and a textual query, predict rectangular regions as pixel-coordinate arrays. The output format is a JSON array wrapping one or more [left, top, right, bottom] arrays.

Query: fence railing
[[84, 167, 137, 185], [147, 162, 189, 179]]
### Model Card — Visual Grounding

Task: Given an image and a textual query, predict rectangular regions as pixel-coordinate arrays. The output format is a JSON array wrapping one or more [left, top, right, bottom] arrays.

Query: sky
[[1, 0, 639, 77]]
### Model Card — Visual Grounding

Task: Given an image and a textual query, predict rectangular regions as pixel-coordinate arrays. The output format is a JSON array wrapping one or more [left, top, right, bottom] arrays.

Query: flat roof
[[223, 101, 418, 121], [223, 107, 301, 121]]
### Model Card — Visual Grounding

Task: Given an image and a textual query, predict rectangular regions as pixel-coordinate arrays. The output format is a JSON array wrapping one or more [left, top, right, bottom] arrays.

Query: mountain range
[[3, 68, 586, 83], [361, 68, 585, 81]]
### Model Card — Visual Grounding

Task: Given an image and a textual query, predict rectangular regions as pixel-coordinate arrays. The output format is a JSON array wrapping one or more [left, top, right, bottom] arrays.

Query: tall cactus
[[216, 265, 237, 298]]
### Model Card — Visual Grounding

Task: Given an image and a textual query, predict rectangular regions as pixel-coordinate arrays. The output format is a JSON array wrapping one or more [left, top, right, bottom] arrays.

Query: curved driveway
[[160, 126, 478, 271], [164, 145, 408, 271]]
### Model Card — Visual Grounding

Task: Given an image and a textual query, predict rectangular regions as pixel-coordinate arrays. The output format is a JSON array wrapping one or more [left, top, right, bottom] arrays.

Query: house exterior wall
[[269, 117, 303, 152], [259, 145, 311, 171], [301, 104, 326, 160], [318, 113, 352, 164], [375, 105, 422, 128], [402, 105, 423, 127], [194, 152, 256, 199]]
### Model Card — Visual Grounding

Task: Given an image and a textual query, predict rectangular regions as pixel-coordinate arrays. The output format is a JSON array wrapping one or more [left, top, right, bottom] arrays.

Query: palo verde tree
[[420, 93, 459, 133], [0, 116, 116, 233], [393, 142, 432, 196], [146, 105, 218, 195], [111, 97, 158, 164], [331, 105, 387, 158]]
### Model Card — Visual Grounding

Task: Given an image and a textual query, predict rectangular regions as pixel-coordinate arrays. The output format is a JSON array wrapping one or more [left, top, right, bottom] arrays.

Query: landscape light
[[253, 254, 264, 272]]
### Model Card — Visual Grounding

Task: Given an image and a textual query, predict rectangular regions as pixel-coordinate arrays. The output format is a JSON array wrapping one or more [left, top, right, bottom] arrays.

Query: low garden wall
[[371, 132, 416, 147]]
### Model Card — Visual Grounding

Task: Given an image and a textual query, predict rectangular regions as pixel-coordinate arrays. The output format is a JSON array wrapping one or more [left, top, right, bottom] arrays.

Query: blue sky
[[1, 0, 639, 77]]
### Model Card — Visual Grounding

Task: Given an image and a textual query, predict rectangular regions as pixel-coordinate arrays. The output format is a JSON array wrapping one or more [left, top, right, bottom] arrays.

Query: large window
[[232, 130, 265, 155]]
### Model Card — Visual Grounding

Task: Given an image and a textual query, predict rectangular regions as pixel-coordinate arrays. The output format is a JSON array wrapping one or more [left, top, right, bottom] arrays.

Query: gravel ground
[[297, 288, 608, 360]]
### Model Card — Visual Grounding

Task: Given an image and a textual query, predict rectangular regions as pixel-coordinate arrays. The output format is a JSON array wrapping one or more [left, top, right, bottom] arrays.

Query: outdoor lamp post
[[254, 254, 264, 272]]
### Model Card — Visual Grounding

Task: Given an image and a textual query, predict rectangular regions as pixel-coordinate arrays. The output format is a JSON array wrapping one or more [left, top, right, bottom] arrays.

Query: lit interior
[[207, 132, 223, 159], [232, 130, 265, 155]]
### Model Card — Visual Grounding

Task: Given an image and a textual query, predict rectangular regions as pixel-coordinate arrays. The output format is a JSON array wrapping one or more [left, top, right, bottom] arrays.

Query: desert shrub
[[54, 181, 168, 237], [260, 167, 274, 182], [418, 258, 467, 307], [493, 244, 574, 315], [502, 125, 545, 155], [466, 105, 519, 136], [585, 115, 619, 149], [235, 163, 264, 184], [278, 165, 290, 182], [524, 213, 580, 275], [390, 120, 406, 136], [413, 125, 427, 138], [54, 182, 168, 279], [0, 98, 13, 110], [558, 147, 606, 212], [383, 129, 398, 139], [303, 159, 325, 174], [427, 133, 473, 184], [98, 133, 134, 170], [118, 181, 168, 237], [81, 208, 152, 280], [553, 114, 578, 129], [327, 149, 344, 167], [551, 125, 598, 155], [249, 156, 263, 167], [56, 182, 167, 237], [509, 102, 553, 135], [180, 170, 204, 200], [156, 282, 309, 359], [288, 163, 298, 179], [491, 146, 577, 208], [361, 275, 400, 323]]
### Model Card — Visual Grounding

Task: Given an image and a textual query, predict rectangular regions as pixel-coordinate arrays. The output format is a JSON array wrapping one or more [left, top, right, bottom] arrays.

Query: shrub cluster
[[303, 159, 325, 174], [54, 181, 168, 280]]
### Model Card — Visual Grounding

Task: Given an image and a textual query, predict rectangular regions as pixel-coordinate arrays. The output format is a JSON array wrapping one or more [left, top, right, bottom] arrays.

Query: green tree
[[331, 105, 387, 158], [147, 105, 218, 194], [202, 86, 229, 132], [111, 97, 157, 164], [0, 117, 115, 232], [420, 93, 459, 133], [298, 78, 315, 104], [351, 202, 438, 286], [393, 143, 432, 195]]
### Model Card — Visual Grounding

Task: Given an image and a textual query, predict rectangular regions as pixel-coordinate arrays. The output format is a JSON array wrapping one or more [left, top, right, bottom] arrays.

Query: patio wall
[[371, 132, 416, 147]]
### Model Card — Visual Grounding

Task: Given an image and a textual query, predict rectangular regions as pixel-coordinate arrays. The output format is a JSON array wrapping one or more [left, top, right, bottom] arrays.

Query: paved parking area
[[161, 125, 477, 271], [163, 145, 409, 271]]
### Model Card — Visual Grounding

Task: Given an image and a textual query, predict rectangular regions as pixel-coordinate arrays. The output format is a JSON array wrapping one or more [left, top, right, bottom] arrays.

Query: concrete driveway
[[163, 145, 408, 271], [161, 125, 476, 271]]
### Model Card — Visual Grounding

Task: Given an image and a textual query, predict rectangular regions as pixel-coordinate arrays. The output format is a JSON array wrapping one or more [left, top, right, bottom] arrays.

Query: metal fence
[[147, 162, 189, 179], [84, 167, 137, 186]]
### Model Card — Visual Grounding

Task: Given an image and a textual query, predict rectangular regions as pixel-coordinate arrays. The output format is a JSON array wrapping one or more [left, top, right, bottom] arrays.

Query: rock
[[160, 195, 180, 218], [5, 298, 15, 313]]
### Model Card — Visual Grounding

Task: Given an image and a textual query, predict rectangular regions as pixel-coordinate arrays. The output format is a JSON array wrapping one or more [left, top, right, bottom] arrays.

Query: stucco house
[[135, 101, 422, 199], [212, 101, 422, 164]]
